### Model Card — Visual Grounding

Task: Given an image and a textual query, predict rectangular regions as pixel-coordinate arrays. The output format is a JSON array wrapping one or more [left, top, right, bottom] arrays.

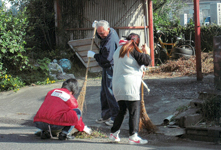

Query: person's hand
[[87, 50, 95, 58], [141, 43, 150, 55], [83, 126, 92, 135], [141, 65, 147, 78], [92, 20, 97, 28]]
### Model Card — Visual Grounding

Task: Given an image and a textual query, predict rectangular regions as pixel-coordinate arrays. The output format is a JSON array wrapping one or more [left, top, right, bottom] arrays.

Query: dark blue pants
[[100, 66, 119, 121], [111, 100, 140, 136]]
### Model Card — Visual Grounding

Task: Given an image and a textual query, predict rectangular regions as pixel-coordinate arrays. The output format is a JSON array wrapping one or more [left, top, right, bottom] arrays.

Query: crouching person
[[33, 78, 92, 140]]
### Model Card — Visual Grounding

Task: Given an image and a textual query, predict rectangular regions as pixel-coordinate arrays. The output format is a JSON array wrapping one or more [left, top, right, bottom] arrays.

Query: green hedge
[[158, 24, 221, 52]]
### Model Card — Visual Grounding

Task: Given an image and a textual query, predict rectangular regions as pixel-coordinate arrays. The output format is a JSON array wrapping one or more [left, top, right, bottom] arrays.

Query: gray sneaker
[[96, 118, 110, 123], [105, 120, 114, 126]]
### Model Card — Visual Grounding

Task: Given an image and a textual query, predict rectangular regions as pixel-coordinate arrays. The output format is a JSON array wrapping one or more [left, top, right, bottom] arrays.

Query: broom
[[139, 80, 157, 133], [77, 21, 97, 112], [139, 15, 157, 133]]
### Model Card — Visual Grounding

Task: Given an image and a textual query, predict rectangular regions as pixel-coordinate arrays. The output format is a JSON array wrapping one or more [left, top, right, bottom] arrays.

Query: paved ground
[[0, 74, 220, 149]]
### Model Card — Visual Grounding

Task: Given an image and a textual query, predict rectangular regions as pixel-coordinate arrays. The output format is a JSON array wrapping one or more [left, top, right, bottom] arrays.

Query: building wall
[[180, 1, 221, 25], [55, 0, 149, 48]]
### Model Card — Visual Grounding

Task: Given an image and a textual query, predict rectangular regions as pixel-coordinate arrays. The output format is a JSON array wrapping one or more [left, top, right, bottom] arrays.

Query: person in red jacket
[[33, 78, 92, 140]]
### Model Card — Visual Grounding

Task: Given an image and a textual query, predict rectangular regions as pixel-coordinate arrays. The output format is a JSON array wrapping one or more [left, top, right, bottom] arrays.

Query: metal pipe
[[148, 0, 155, 67], [163, 115, 174, 125], [66, 26, 149, 31], [194, 0, 203, 81], [143, 15, 148, 45]]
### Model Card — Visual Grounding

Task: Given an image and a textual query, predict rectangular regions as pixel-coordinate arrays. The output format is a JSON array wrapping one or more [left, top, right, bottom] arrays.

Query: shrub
[[0, 74, 25, 92], [0, 5, 29, 75], [202, 95, 221, 124]]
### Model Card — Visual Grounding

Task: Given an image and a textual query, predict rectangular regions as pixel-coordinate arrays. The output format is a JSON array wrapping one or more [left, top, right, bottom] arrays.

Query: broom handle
[[85, 26, 97, 79], [141, 81, 144, 102], [143, 15, 148, 45]]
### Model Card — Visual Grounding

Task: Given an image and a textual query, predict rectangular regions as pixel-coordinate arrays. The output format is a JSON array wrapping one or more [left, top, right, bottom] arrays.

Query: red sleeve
[[74, 117, 85, 131], [66, 96, 78, 109]]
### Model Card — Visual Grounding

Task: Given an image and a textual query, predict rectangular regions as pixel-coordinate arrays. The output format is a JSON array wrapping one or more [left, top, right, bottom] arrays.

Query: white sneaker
[[109, 130, 120, 142], [96, 118, 110, 123], [83, 126, 92, 135], [105, 120, 114, 126], [128, 133, 148, 144]]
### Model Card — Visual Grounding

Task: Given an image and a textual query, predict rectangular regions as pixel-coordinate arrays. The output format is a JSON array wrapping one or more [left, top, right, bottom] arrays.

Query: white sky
[[2, 0, 12, 9]]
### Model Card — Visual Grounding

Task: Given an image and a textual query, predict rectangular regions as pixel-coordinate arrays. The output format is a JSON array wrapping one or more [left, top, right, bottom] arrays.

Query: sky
[[2, 0, 12, 9]]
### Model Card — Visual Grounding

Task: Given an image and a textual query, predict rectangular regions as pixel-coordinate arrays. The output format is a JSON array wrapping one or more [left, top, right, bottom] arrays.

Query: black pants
[[111, 100, 140, 136]]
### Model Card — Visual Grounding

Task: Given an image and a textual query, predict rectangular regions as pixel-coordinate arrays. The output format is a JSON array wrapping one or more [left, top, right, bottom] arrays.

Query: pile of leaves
[[149, 52, 214, 77]]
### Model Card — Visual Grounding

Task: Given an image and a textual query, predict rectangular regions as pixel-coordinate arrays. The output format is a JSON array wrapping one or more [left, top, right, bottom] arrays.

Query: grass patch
[[176, 105, 189, 113]]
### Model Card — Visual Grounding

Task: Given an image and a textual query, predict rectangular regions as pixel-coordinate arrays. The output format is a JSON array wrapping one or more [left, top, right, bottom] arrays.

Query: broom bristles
[[139, 111, 157, 133], [77, 79, 87, 112], [139, 83, 157, 133]]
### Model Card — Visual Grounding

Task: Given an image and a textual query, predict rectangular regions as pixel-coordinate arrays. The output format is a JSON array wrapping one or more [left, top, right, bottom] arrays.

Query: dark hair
[[61, 78, 79, 95], [125, 33, 140, 46], [119, 33, 142, 58]]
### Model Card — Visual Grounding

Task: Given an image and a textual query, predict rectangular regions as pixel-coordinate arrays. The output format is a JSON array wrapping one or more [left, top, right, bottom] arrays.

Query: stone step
[[198, 89, 221, 100], [189, 99, 204, 109], [174, 108, 202, 128], [184, 127, 221, 143]]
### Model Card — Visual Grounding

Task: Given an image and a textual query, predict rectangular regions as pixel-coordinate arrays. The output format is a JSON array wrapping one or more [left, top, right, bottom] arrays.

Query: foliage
[[154, 23, 221, 52], [34, 57, 51, 76], [153, 0, 186, 30], [9, 0, 56, 57], [202, 95, 221, 124], [18, 57, 52, 85], [35, 77, 56, 85], [0, 74, 25, 92], [200, 24, 221, 52], [0, 4, 29, 75], [0, 3, 30, 92]]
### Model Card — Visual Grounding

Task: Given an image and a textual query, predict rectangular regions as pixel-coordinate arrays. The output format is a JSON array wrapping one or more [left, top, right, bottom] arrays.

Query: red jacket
[[33, 88, 85, 131]]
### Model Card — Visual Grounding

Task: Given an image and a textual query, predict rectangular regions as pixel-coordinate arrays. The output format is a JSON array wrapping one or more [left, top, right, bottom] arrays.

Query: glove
[[141, 65, 147, 72], [92, 20, 97, 28], [87, 50, 95, 58], [83, 126, 92, 135]]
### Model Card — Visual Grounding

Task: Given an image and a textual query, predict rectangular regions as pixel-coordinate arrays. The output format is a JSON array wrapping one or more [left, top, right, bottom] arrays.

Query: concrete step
[[184, 126, 221, 143], [174, 108, 203, 128], [189, 99, 204, 109], [198, 89, 221, 100]]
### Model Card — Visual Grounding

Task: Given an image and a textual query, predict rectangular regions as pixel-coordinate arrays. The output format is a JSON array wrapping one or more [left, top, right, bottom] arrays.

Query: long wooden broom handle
[[85, 26, 97, 79], [141, 81, 144, 102]]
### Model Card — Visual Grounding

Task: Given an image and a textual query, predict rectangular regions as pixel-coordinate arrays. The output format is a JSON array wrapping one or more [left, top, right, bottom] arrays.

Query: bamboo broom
[[77, 21, 97, 112], [139, 15, 157, 132], [139, 81, 157, 133]]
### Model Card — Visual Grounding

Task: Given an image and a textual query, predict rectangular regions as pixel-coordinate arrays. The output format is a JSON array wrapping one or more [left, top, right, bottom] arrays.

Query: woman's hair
[[96, 20, 110, 31], [61, 78, 79, 95], [119, 33, 142, 58]]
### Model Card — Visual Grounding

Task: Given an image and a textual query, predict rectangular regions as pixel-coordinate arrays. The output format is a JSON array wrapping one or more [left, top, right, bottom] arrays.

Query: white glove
[[92, 20, 97, 28], [87, 50, 95, 58], [141, 65, 147, 72], [83, 126, 92, 135]]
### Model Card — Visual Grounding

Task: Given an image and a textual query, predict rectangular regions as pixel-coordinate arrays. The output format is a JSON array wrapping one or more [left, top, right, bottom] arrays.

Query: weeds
[[202, 95, 221, 124]]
